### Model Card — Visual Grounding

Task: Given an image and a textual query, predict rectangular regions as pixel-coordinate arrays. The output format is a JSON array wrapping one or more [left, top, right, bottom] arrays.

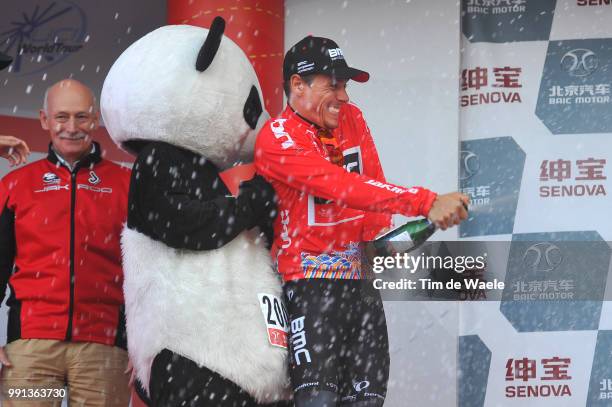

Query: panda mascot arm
[[101, 17, 290, 407], [127, 141, 275, 250]]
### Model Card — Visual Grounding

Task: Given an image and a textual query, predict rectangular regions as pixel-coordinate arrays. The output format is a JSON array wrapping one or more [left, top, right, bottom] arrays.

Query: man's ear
[[91, 110, 100, 131], [290, 74, 304, 95], [39, 109, 49, 130]]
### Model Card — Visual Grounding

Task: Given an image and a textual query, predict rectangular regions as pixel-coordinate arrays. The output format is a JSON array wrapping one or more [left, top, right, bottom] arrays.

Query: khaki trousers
[[0, 339, 130, 406]]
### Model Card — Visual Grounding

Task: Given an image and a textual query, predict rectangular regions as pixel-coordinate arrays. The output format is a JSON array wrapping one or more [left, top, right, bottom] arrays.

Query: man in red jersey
[[0, 79, 131, 406], [255, 36, 469, 406]]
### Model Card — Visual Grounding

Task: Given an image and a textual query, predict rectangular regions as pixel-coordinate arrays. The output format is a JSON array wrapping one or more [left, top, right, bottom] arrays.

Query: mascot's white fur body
[[101, 22, 289, 404], [121, 229, 286, 400]]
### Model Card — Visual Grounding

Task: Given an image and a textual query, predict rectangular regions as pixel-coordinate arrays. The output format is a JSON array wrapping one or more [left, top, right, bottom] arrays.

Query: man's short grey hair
[[42, 84, 98, 114]]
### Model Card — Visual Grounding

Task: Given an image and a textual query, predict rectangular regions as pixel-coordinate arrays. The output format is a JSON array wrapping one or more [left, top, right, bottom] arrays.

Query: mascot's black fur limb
[[101, 17, 291, 407]]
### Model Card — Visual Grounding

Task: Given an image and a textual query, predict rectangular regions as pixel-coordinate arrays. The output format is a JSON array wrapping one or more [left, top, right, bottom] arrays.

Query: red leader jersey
[[0, 143, 130, 347], [255, 104, 437, 281]]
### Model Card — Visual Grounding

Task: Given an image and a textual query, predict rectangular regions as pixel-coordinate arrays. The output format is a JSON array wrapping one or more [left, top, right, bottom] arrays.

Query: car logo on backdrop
[[560, 49, 598, 77], [460, 151, 480, 181], [522, 242, 563, 272]]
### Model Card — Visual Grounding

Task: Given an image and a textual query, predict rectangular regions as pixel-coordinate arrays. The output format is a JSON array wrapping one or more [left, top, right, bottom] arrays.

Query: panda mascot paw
[[101, 17, 291, 406]]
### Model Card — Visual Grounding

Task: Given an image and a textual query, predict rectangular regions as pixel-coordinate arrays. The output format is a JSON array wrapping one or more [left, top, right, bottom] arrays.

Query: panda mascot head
[[102, 17, 265, 167], [101, 17, 290, 405]]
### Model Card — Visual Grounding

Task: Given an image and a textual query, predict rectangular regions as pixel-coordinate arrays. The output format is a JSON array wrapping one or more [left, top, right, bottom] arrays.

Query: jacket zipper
[[65, 170, 77, 340]]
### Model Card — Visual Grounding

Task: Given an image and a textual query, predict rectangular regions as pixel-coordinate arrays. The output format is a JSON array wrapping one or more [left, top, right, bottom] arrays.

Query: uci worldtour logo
[[0, 1, 87, 75], [522, 242, 563, 272], [561, 49, 599, 77]]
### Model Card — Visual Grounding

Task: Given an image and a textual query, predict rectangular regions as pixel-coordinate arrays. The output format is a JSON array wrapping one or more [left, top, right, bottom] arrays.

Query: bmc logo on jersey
[[290, 316, 312, 366]]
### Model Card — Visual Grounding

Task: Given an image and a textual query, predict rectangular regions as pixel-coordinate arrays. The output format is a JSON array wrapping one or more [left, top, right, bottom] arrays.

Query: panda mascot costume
[[100, 17, 291, 406]]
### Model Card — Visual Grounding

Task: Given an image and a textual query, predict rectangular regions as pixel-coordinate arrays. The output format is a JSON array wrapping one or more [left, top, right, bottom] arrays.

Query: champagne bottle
[[373, 202, 468, 255], [374, 218, 436, 255]]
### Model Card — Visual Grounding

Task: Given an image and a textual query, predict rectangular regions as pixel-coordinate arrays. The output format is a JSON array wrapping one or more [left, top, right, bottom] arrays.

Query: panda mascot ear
[[196, 16, 226, 72], [194, 16, 262, 130]]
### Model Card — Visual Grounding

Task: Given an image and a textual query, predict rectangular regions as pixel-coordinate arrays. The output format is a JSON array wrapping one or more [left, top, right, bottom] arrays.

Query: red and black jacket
[[0, 143, 130, 348]]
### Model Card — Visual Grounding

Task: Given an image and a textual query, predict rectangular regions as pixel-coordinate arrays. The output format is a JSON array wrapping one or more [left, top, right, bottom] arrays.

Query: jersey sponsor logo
[[308, 145, 365, 224], [270, 119, 295, 149], [307, 194, 364, 226], [34, 184, 69, 193], [342, 380, 384, 402], [365, 179, 410, 194], [290, 316, 312, 366], [77, 184, 112, 194], [313, 196, 332, 205], [313, 146, 363, 205], [42, 172, 60, 184], [343, 146, 362, 174], [280, 209, 292, 249], [88, 170, 101, 185]]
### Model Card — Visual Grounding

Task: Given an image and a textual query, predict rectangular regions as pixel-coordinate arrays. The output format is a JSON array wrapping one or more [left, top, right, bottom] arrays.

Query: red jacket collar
[[285, 104, 323, 131]]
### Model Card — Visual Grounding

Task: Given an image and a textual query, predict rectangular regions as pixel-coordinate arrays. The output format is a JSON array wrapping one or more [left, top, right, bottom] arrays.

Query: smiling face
[[40, 79, 99, 165], [289, 74, 349, 130]]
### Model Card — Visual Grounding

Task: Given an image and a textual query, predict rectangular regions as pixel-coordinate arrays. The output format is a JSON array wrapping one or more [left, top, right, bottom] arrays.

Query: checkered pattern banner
[[458, 1, 612, 406]]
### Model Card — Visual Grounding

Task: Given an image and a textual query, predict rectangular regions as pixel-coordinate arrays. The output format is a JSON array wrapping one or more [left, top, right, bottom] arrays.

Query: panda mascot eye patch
[[244, 86, 264, 130], [101, 17, 290, 406]]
